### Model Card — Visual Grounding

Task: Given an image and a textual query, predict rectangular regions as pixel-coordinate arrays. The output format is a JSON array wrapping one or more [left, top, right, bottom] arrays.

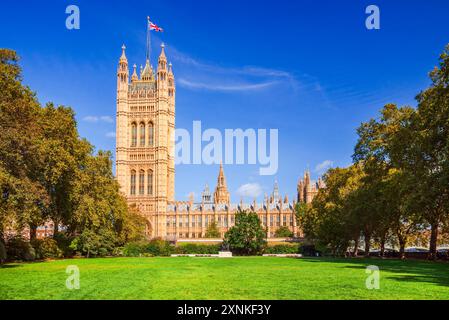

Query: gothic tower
[[115, 42, 175, 238], [213, 163, 230, 204]]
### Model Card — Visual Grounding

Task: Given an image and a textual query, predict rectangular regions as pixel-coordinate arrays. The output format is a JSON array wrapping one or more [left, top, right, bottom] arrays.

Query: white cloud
[[177, 78, 278, 92], [82, 115, 114, 123], [105, 132, 116, 138], [236, 183, 263, 199], [83, 116, 99, 122], [315, 160, 333, 174], [166, 46, 301, 93], [100, 116, 114, 123]]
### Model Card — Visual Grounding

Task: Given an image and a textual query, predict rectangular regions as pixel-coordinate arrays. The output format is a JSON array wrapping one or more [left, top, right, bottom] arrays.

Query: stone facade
[[115, 41, 324, 240]]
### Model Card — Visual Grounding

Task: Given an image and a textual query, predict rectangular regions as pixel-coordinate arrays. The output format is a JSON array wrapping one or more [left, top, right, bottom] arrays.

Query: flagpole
[[146, 16, 151, 62]]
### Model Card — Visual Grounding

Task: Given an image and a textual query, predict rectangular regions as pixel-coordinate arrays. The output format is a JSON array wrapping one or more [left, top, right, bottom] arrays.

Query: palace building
[[115, 42, 324, 240]]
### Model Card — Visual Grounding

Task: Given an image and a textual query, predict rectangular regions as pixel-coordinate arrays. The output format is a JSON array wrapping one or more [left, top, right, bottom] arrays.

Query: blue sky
[[1, 0, 449, 203]]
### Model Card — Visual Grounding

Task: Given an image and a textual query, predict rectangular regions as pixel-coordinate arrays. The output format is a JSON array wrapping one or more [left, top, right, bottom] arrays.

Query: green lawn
[[1, 257, 448, 300]]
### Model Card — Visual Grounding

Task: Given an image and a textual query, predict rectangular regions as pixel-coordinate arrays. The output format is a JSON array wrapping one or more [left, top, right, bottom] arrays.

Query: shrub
[[145, 238, 173, 256], [31, 238, 63, 259], [175, 243, 220, 254], [6, 236, 35, 261], [123, 242, 146, 257], [264, 244, 299, 254]]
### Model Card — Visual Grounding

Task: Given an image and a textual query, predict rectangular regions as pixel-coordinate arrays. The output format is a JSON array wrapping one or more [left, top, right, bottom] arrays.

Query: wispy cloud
[[166, 46, 300, 93], [315, 160, 333, 174], [105, 132, 116, 138], [83, 115, 115, 123], [177, 78, 278, 92], [100, 116, 114, 123], [236, 183, 263, 199]]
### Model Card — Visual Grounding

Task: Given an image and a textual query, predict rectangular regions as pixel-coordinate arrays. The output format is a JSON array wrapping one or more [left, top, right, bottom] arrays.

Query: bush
[[6, 236, 35, 261], [123, 242, 146, 257], [175, 243, 220, 254], [123, 239, 175, 257], [145, 238, 173, 256], [70, 228, 116, 258], [264, 244, 299, 254], [31, 238, 63, 259]]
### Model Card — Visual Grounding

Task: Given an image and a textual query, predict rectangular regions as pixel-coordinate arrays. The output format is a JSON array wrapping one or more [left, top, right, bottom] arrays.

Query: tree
[[70, 228, 116, 258], [205, 221, 220, 238], [116, 205, 147, 244], [0, 49, 48, 240], [353, 104, 421, 258], [223, 210, 266, 255], [406, 45, 449, 259], [274, 226, 293, 238]]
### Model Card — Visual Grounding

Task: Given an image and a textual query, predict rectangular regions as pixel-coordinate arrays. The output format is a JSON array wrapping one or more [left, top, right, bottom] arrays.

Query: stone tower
[[213, 163, 230, 204], [115, 42, 175, 238]]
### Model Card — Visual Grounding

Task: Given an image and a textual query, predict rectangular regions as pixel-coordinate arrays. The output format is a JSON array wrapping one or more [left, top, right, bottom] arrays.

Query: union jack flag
[[148, 17, 163, 32]]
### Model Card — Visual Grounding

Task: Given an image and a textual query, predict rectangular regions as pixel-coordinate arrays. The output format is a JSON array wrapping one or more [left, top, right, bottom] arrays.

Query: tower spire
[[213, 163, 230, 204]]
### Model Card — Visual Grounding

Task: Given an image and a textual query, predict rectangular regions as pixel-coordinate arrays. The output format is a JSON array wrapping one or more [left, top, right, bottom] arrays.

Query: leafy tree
[[274, 226, 293, 238], [223, 210, 266, 255], [301, 166, 365, 256], [205, 221, 220, 238], [406, 45, 449, 259], [70, 228, 116, 258], [0, 49, 48, 240], [116, 205, 147, 244]]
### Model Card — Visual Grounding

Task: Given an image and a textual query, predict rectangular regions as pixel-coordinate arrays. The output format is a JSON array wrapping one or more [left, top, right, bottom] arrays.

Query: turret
[[131, 64, 138, 82], [117, 44, 129, 92], [157, 43, 168, 94], [214, 163, 230, 204], [168, 62, 175, 100]]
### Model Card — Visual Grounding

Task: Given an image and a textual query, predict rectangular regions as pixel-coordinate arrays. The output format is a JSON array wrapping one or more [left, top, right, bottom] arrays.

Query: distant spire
[[131, 64, 138, 81], [159, 43, 166, 58], [272, 179, 280, 203], [120, 44, 127, 62], [214, 163, 230, 204]]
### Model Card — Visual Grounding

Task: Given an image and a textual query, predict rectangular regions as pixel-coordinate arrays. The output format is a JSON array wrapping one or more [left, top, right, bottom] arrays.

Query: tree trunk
[[398, 234, 406, 260], [364, 233, 371, 258], [353, 237, 359, 257], [53, 220, 59, 237], [380, 235, 386, 258], [29, 224, 37, 241], [428, 222, 439, 260]]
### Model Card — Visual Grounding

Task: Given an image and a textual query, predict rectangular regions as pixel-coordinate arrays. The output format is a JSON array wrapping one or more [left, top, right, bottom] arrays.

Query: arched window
[[131, 123, 137, 147], [139, 123, 145, 147], [139, 170, 145, 195], [147, 170, 153, 195], [130, 170, 136, 195], [148, 122, 154, 146]]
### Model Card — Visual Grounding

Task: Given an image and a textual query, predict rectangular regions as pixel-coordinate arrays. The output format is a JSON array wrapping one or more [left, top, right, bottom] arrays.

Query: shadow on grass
[[300, 257, 449, 288], [0, 264, 21, 269]]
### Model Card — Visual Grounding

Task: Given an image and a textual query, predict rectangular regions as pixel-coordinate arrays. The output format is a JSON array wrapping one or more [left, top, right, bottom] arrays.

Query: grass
[[1, 257, 449, 300]]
